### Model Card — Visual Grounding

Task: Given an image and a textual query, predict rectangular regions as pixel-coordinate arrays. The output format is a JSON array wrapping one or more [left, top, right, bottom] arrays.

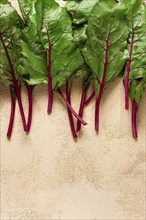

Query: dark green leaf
[[82, 0, 129, 95], [18, 0, 48, 85], [65, 0, 98, 25], [18, 0, 37, 25], [35, 0, 83, 90], [123, 0, 146, 106], [0, 0, 23, 86]]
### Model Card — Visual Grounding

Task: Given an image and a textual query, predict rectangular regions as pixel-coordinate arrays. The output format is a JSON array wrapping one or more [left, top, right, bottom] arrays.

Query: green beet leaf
[[64, 0, 99, 133], [0, 0, 27, 137], [82, 0, 129, 132], [18, 0, 48, 134], [34, 0, 83, 114], [64, 0, 98, 25], [19, 0, 85, 139], [64, 0, 126, 134], [123, 0, 146, 139], [18, 1, 48, 86], [0, 0, 22, 86], [18, 0, 37, 25]]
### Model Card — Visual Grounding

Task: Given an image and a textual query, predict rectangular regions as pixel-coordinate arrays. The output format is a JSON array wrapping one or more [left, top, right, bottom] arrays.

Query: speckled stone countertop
[[0, 0, 146, 219]]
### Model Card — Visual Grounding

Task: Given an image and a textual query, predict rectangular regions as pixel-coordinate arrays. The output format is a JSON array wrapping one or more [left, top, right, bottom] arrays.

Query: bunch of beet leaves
[[0, 0, 145, 140]]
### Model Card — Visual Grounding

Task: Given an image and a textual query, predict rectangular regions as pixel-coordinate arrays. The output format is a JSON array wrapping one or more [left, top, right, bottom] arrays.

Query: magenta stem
[[95, 92, 102, 132], [95, 33, 109, 132], [58, 88, 87, 126], [76, 90, 86, 133], [125, 25, 134, 110], [7, 88, 16, 139], [66, 83, 77, 139], [125, 61, 130, 110], [132, 100, 138, 139], [85, 90, 95, 106], [47, 62, 53, 114], [26, 85, 33, 133], [17, 85, 27, 132], [47, 32, 53, 114], [0, 34, 27, 132]]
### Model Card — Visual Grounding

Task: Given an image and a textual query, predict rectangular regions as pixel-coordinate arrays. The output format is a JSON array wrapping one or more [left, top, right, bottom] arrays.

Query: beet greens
[[82, 0, 129, 132], [64, 0, 98, 133], [123, 0, 146, 138], [18, 0, 86, 138], [36, 0, 84, 114], [0, 0, 27, 138], [0, 0, 145, 140], [18, 0, 37, 26], [18, 0, 48, 133]]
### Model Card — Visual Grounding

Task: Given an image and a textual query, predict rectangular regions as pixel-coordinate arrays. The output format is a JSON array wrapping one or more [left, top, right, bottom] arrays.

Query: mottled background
[[0, 0, 146, 219]]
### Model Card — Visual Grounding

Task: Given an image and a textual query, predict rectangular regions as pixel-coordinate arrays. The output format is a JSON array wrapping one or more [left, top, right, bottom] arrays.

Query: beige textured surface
[[0, 0, 146, 219]]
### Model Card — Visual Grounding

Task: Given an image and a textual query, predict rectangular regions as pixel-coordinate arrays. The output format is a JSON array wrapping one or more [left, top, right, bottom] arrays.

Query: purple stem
[[47, 33, 53, 114], [0, 34, 27, 132], [58, 88, 87, 126], [95, 89, 102, 132], [95, 33, 109, 131], [125, 60, 131, 110], [7, 88, 16, 139], [26, 85, 33, 133], [132, 100, 138, 139], [66, 83, 77, 139], [125, 25, 134, 110], [85, 90, 95, 106], [76, 90, 86, 133]]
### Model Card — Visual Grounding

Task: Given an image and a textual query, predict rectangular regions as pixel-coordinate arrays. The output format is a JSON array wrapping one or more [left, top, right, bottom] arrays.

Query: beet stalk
[[76, 90, 86, 133], [95, 33, 109, 132], [47, 42, 53, 114], [125, 27, 134, 110], [58, 88, 87, 126], [95, 89, 103, 132], [66, 83, 77, 139], [0, 34, 27, 132], [125, 61, 131, 110], [26, 85, 33, 132], [132, 99, 138, 139], [85, 90, 95, 106], [7, 88, 16, 139]]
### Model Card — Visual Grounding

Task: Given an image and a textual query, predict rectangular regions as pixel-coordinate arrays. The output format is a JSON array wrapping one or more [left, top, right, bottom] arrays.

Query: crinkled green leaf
[[72, 23, 92, 87], [130, 79, 145, 106], [123, 0, 146, 106], [73, 24, 88, 48], [64, 0, 97, 87], [82, 0, 129, 95], [18, 0, 48, 85], [18, 0, 37, 25], [64, 0, 97, 83], [65, 0, 98, 25], [33, 0, 83, 90], [0, 0, 23, 86], [64, 0, 125, 88]]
